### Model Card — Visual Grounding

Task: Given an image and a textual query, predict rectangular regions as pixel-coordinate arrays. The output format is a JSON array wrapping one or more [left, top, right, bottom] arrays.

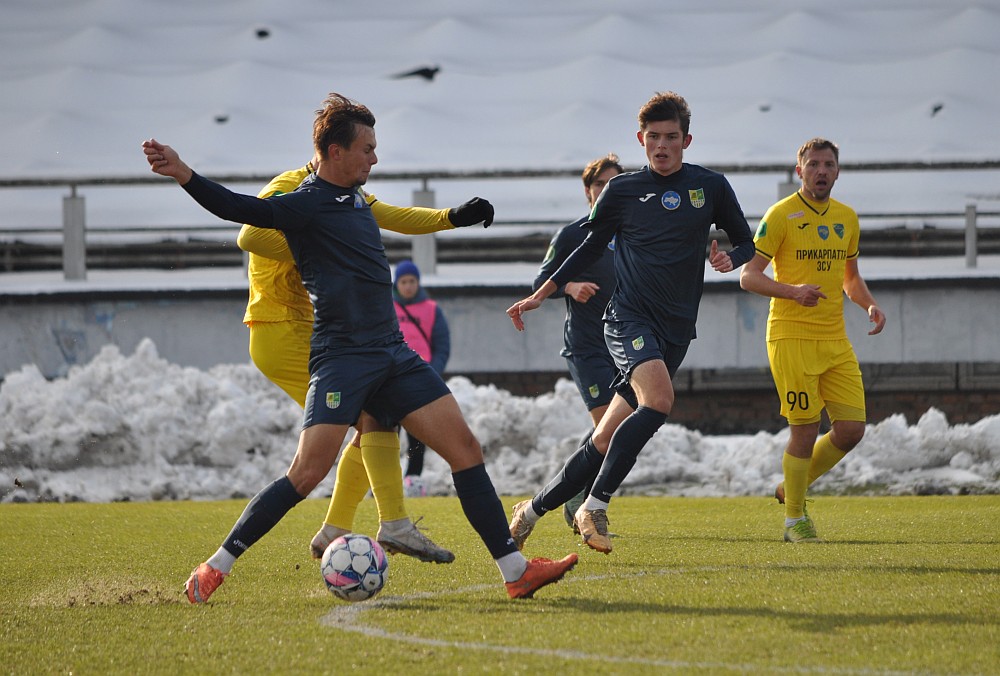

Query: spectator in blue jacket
[[393, 260, 450, 494]]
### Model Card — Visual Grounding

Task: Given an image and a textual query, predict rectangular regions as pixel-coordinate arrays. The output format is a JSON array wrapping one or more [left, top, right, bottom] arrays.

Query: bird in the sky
[[392, 65, 441, 81]]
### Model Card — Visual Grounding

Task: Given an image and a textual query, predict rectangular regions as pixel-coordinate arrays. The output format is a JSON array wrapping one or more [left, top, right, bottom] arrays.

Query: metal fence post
[[62, 185, 86, 280], [965, 203, 977, 269], [777, 169, 798, 200], [411, 180, 437, 274]]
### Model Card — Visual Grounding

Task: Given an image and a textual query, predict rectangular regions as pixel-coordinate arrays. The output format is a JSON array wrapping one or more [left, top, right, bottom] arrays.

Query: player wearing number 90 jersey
[[741, 137, 885, 545]]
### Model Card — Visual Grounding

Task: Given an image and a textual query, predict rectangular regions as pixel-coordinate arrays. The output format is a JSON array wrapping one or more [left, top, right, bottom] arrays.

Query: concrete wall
[[3, 276, 1000, 379]]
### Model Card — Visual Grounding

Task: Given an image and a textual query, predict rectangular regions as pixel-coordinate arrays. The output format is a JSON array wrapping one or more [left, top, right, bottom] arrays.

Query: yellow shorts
[[766, 337, 866, 426], [248, 319, 312, 408]]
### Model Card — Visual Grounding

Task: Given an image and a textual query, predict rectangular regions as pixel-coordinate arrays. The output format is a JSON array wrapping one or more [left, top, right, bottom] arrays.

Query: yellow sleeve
[[236, 165, 311, 262], [367, 191, 456, 235]]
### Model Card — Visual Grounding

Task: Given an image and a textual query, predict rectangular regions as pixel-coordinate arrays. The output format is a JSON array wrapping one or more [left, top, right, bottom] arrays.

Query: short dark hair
[[313, 93, 376, 158], [797, 137, 840, 165], [637, 91, 691, 136], [582, 153, 624, 188]]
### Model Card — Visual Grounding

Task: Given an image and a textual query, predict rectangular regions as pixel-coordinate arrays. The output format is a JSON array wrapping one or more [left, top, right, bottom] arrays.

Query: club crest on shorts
[[632, 336, 645, 350], [688, 188, 705, 208], [589, 384, 600, 399], [326, 391, 341, 409]]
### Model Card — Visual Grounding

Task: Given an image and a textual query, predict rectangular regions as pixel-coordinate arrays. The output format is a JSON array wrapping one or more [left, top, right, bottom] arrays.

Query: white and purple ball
[[320, 533, 388, 602]]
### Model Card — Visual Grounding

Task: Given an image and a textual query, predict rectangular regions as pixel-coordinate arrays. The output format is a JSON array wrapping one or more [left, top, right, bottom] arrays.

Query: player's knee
[[286, 465, 324, 495], [833, 421, 865, 451]]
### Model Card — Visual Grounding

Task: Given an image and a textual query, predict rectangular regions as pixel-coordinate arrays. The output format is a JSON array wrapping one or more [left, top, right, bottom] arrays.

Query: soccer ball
[[320, 533, 389, 602]]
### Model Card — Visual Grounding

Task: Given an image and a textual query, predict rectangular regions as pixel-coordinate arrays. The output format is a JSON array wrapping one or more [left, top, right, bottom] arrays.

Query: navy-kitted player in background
[[530, 153, 623, 531], [508, 91, 755, 554], [144, 92, 577, 602]]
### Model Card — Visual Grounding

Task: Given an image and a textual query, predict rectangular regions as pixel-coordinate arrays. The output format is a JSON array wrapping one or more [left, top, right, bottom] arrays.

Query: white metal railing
[[2, 160, 999, 279]]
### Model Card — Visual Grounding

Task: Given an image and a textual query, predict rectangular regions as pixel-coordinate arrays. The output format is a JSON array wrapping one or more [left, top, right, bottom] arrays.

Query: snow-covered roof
[[2, 1, 999, 226]]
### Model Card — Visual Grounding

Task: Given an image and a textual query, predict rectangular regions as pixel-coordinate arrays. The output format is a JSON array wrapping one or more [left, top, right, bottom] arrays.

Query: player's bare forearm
[[741, 266, 825, 307], [844, 276, 885, 334], [506, 279, 556, 331]]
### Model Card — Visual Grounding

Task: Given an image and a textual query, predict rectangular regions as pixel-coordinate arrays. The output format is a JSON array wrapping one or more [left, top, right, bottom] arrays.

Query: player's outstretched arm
[[372, 196, 493, 236], [142, 139, 193, 185], [506, 279, 556, 331]]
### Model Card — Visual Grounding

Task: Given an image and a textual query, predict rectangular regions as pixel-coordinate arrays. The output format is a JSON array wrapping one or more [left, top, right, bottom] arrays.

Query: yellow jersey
[[236, 164, 455, 324], [753, 191, 860, 341]]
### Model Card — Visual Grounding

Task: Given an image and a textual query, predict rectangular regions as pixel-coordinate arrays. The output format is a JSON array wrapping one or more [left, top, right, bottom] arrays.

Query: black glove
[[448, 197, 494, 228]]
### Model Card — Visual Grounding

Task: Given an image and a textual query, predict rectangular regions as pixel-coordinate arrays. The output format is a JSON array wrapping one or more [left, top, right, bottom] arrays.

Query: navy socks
[[533, 436, 605, 514], [222, 475, 304, 557], [453, 464, 519, 559], [590, 406, 667, 503]]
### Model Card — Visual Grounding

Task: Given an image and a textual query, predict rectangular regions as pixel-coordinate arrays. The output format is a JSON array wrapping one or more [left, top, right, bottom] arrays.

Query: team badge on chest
[[688, 188, 705, 208], [661, 191, 681, 210]]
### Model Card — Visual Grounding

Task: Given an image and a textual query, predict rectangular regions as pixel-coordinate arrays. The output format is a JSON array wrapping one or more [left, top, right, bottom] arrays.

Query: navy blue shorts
[[565, 352, 617, 411], [303, 340, 450, 429], [604, 320, 689, 408]]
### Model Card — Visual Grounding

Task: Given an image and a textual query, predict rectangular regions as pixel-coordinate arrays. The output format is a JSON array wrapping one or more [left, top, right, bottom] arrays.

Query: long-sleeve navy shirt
[[549, 164, 755, 345], [182, 172, 401, 351], [533, 215, 616, 358]]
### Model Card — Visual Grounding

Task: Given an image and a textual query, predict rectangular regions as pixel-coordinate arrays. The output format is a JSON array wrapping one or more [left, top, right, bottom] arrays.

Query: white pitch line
[[319, 567, 920, 676]]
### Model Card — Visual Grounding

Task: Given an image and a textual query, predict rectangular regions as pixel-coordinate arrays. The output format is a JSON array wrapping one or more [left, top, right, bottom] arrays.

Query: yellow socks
[[323, 431, 407, 530], [782, 453, 811, 519], [323, 441, 369, 530], [809, 433, 848, 484], [361, 431, 407, 523]]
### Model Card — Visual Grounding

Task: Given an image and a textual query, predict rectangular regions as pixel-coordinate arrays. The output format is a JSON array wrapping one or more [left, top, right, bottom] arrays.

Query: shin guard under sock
[[534, 437, 605, 514], [452, 464, 519, 559], [590, 406, 667, 503], [223, 475, 304, 557]]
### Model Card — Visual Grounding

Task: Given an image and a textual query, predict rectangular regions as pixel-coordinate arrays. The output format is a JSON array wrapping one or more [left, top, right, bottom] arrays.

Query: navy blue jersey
[[533, 215, 616, 357], [182, 172, 399, 350], [549, 164, 755, 345]]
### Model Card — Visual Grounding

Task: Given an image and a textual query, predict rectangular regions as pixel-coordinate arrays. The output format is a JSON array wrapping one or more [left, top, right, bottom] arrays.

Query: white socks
[[496, 551, 528, 582], [206, 548, 236, 575]]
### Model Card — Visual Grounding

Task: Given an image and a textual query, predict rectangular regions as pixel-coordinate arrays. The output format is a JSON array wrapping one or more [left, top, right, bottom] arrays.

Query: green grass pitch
[[2, 495, 998, 674]]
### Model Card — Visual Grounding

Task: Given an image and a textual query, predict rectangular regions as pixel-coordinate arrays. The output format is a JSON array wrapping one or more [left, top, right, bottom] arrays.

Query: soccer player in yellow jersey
[[237, 159, 492, 564], [740, 138, 886, 543]]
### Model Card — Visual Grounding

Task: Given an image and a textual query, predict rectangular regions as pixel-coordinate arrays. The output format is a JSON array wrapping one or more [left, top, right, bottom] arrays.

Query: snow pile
[[1, 339, 998, 503]]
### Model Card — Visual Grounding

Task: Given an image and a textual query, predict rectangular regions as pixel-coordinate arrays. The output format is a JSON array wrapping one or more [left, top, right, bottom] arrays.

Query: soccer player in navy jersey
[[143, 92, 576, 602], [740, 138, 885, 543], [531, 153, 623, 530], [507, 91, 755, 554]]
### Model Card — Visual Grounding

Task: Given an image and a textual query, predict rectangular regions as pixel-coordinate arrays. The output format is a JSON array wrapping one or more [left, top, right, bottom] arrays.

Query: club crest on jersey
[[661, 191, 681, 210], [326, 392, 341, 409], [607, 235, 617, 252], [353, 192, 366, 208], [632, 336, 645, 350], [834, 223, 845, 239], [818, 225, 830, 240], [588, 384, 601, 399], [688, 188, 705, 208]]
